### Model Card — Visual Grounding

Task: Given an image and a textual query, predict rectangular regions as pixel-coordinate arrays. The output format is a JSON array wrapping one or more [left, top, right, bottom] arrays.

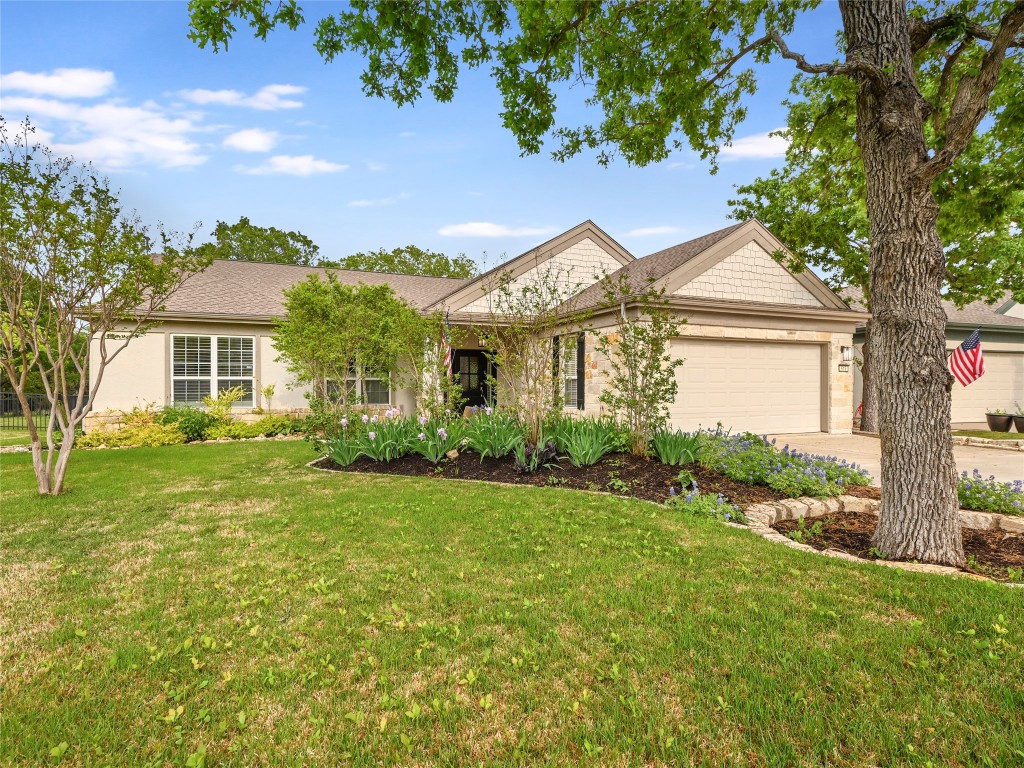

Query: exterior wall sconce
[[839, 345, 853, 372]]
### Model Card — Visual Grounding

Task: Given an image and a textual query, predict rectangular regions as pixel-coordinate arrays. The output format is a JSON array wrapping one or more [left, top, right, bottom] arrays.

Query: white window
[[171, 335, 255, 407], [343, 368, 391, 405]]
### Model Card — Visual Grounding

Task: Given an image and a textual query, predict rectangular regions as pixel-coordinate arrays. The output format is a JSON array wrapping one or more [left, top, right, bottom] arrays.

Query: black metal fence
[[0, 392, 84, 430]]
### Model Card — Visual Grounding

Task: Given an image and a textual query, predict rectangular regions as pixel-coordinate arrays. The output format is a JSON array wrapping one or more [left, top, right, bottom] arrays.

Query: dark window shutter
[[576, 333, 585, 410], [552, 335, 560, 399]]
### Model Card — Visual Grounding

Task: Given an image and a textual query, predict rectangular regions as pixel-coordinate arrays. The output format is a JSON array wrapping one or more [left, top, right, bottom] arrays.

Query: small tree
[[595, 276, 684, 455], [475, 264, 588, 444], [385, 310, 465, 419], [0, 121, 206, 495], [273, 275, 406, 408]]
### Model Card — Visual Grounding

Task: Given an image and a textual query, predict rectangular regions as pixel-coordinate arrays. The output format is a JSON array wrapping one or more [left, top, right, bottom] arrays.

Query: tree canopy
[[197, 216, 322, 265], [729, 63, 1024, 307], [336, 245, 478, 278]]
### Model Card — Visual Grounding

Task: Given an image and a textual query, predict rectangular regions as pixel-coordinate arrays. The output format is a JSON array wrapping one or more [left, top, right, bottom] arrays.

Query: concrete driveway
[[767, 432, 1024, 486]]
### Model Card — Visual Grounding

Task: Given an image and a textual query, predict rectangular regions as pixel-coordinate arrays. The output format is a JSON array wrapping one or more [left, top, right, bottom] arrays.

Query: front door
[[453, 350, 494, 407]]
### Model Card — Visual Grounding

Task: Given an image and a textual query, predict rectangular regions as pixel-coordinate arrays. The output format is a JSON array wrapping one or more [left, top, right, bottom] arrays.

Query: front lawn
[[2, 441, 1022, 766], [0, 429, 32, 447]]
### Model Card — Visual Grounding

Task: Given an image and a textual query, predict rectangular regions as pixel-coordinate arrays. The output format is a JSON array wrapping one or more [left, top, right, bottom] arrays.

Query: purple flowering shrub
[[666, 488, 745, 523], [957, 471, 1024, 516], [699, 431, 872, 498]]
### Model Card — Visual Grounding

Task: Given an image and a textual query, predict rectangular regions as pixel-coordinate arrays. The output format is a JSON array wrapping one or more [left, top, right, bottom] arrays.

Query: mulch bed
[[312, 451, 791, 507], [773, 512, 1024, 581]]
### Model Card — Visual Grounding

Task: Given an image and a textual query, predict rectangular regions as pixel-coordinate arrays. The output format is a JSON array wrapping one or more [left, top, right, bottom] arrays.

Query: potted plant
[[985, 409, 1013, 432], [1013, 403, 1024, 434]]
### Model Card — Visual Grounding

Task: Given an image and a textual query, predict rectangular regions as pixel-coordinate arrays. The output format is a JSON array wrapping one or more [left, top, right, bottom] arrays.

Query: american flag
[[949, 329, 985, 386], [441, 312, 453, 378]]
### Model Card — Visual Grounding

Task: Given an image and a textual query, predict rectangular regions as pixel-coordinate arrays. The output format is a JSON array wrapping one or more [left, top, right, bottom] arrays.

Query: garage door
[[950, 350, 1024, 423], [669, 339, 822, 434]]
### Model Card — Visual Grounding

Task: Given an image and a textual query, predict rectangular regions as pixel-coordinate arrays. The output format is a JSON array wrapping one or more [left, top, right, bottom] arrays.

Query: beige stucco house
[[89, 219, 867, 435]]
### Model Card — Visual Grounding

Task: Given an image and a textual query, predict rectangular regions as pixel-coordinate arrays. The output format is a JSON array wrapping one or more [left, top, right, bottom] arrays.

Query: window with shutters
[[171, 335, 255, 407], [555, 333, 585, 411]]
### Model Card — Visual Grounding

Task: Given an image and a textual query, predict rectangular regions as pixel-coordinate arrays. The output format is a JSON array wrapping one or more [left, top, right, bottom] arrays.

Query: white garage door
[[669, 339, 823, 434], [950, 351, 1024, 423]]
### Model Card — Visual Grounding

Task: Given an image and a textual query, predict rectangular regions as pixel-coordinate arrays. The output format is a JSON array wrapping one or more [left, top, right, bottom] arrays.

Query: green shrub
[[513, 427, 560, 473], [957, 471, 1023, 516], [553, 417, 618, 467], [79, 423, 187, 448], [699, 431, 871, 498], [157, 406, 219, 442], [202, 386, 247, 421], [666, 489, 745, 523], [464, 409, 524, 460], [651, 429, 701, 465], [206, 416, 297, 441]]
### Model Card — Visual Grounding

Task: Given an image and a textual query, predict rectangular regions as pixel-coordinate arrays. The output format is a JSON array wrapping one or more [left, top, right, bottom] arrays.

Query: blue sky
[[0, 1, 844, 270]]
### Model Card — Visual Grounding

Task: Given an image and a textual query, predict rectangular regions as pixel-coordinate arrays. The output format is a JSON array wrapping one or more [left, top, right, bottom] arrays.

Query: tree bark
[[860, 319, 879, 433], [839, 0, 964, 566]]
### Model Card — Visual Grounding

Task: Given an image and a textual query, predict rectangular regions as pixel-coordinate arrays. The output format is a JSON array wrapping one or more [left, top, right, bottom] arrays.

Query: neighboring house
[[844, 289, 1024, 428], [88, 219, 867, 435]]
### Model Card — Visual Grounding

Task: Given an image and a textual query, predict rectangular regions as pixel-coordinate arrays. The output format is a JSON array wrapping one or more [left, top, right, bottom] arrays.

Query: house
[[88, 219, 867, 435], [845, 290, 1024, 428]]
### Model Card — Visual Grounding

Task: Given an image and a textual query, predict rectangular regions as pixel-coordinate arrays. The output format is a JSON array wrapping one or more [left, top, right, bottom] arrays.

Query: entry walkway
[[767, 432, 1024, 486]]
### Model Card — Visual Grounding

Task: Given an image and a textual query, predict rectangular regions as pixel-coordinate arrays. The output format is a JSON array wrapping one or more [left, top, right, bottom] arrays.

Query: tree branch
[[909, 12, 1024, 52], [917, 1, 1024, 184], [768, 31, 888, 88]]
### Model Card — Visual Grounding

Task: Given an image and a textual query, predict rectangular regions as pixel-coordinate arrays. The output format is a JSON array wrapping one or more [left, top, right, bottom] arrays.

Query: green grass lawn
[[2, 441, 1022, 767], [0, 429, 32, 447], [953, 429, 1023, 440]]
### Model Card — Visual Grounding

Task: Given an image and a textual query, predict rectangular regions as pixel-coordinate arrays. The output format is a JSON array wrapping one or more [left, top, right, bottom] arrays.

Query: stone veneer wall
[[675, 241, 823, 307], [575, 322, 854, 434], [460, 238, 624, 313]]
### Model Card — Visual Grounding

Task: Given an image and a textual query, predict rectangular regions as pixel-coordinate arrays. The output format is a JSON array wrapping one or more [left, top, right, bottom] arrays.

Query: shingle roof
[[568, 222, 746, 310], [841, 287, 1024, 328], [159, 259, 471, 317]]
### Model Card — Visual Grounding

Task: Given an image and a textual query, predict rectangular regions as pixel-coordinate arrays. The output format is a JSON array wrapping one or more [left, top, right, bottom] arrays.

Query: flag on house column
[[949, 329, 985, 386], [441, 311, 453, 378]]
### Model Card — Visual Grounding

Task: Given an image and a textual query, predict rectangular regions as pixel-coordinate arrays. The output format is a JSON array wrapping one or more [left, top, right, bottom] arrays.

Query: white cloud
[[720, 129, 789, 160], [438, 222, 555, 237], [347, 192, 410, 208], [179, 84, 306, 110], [626, 226, 682, 237], [0, 67, 115, 98], [239, 154, 348, 176], [223, 128, 278, 152], [0, 95, 205, 169], [366, 161, 386, 172], [398, 131, 416, 138]]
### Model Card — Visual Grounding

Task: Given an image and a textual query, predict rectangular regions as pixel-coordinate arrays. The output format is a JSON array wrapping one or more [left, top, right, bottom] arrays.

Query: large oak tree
[[729, 67, 1023, 433], [188, 0, 1024, 566]]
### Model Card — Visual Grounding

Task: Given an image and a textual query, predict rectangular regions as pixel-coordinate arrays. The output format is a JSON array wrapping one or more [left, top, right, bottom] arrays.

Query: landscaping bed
[[773, 512, 1024, 582], [313, 450, 880, 508]]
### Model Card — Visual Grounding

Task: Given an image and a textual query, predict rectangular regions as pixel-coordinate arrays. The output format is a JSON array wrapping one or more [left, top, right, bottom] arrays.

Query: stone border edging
[[743, 495, 1024, 584], [951, 435, 1024, 451]]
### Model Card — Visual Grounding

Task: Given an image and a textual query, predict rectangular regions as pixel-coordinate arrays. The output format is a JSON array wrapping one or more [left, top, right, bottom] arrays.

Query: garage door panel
[[671, 339, 822, 434], [949, 351, 1024, 423]]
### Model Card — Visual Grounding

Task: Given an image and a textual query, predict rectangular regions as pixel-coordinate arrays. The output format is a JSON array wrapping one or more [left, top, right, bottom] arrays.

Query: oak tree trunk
[[860, 319, 879, 433], [839, 0, 964, 566]]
